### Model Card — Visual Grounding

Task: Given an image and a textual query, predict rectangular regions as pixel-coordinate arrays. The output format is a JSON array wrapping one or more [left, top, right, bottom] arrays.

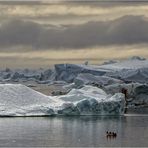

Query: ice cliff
[[104, 83, 148, 106], [54, 57, 148, 83], [0, 84, 125, 116], [0, 57, 147, 84]]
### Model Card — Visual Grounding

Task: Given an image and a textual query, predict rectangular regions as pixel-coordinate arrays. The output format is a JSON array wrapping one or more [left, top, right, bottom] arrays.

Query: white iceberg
[[0, 57, 147, 84], [0, 84, 62, 116], [54, 57, 148, 84], [99, 56, 148, 70], [57, 86, 125, 115], [0, 84, 125, 116]]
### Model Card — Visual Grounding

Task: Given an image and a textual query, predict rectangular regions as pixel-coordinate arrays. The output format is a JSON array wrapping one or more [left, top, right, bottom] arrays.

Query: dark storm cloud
[[0, 15, 148, 49]]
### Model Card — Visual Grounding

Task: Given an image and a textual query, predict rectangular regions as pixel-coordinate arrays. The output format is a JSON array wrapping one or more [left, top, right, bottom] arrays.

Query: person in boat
[[106, 131, 117, 137]]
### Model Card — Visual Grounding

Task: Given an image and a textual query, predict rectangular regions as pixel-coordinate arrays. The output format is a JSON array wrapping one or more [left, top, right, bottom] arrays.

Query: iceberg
[[0, 57, 147, 84], [0, 84, 125, 116], [74, 73, 123, 87], [54, 57, 148, 83], [54, 64, 110, 82], [0, 68, 55, 83], [57, 86, 125, 115], [104, 83, 148, 107], [0, 84, 62, 116], [105, 68, 148, 83], [99, 56, 148, 70], [130, 84, 148, 105]]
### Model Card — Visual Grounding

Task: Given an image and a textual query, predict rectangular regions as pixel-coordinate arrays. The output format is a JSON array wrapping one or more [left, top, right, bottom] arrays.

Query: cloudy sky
[[0, 0, 148, 68]]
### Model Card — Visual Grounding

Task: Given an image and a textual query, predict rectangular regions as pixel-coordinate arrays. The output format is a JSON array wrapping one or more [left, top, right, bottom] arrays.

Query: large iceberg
[[0, 84, 125, 116], [57, 86, 125, 115], [54, 64, 110, 82], [0, 84, 62, 116], [0, 57, 147, 84], [54, 57, 148, 83]]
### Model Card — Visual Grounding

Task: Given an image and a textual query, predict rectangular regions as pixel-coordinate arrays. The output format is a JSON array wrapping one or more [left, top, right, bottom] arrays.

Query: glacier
[[0, 84, 125, 116]]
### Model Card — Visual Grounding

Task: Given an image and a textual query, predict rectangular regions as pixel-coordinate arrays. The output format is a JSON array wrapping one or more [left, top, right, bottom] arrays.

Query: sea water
[[0, 115, 147, 147]]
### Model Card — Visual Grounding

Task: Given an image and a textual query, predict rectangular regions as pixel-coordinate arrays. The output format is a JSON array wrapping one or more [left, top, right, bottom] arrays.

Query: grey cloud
[[0, 15, 148, 49], [0, 1, 42, 5], [63, 1, 148, 8]]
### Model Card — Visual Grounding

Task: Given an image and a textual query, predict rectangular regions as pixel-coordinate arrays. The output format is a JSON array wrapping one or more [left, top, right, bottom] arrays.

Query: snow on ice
[[0, 84, 125, 116]]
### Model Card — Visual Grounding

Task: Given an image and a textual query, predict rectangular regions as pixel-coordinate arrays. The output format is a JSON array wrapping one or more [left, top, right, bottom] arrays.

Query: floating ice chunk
[[0, 84, 61, 116], [57, 93, 125, 115], [0, 84, 125, 116], [57, 86, 125, 115]]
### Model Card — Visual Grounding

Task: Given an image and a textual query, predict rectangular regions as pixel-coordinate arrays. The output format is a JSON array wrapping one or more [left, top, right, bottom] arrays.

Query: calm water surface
[[0, 115, 148, 147]]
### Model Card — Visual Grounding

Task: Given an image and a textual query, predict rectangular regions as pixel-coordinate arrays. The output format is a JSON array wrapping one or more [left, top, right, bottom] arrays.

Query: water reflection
[[106, 134, 117, 140], [0, 116, 147, 147]]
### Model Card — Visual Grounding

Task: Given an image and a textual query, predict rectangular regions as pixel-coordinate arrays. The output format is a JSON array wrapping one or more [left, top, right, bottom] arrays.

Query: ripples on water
[[0, 115, 147, 147]]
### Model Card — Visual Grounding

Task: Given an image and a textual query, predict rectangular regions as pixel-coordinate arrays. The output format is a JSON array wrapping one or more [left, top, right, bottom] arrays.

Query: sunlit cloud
[[0, 44, 147, 68], [1, 4, 148, 24], [0, 2, 147, 68]]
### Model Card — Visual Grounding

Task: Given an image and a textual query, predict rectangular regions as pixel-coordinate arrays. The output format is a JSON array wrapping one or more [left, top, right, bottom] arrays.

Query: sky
[[0, 0, 148, 68]]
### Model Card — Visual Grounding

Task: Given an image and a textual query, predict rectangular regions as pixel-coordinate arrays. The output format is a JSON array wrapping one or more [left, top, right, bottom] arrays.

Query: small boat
[[106, 131, 117, 137]]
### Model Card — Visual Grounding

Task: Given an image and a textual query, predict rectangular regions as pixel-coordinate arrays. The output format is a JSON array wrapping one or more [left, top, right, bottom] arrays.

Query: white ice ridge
[[54, 57, 148, 83], [0, 57, 147, 84], [0, 84, 125, 116], [99, 56, 148, 70]]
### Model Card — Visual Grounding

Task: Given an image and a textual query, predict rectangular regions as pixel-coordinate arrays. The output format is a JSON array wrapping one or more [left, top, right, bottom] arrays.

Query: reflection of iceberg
[[0, 84, 125, 116]]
